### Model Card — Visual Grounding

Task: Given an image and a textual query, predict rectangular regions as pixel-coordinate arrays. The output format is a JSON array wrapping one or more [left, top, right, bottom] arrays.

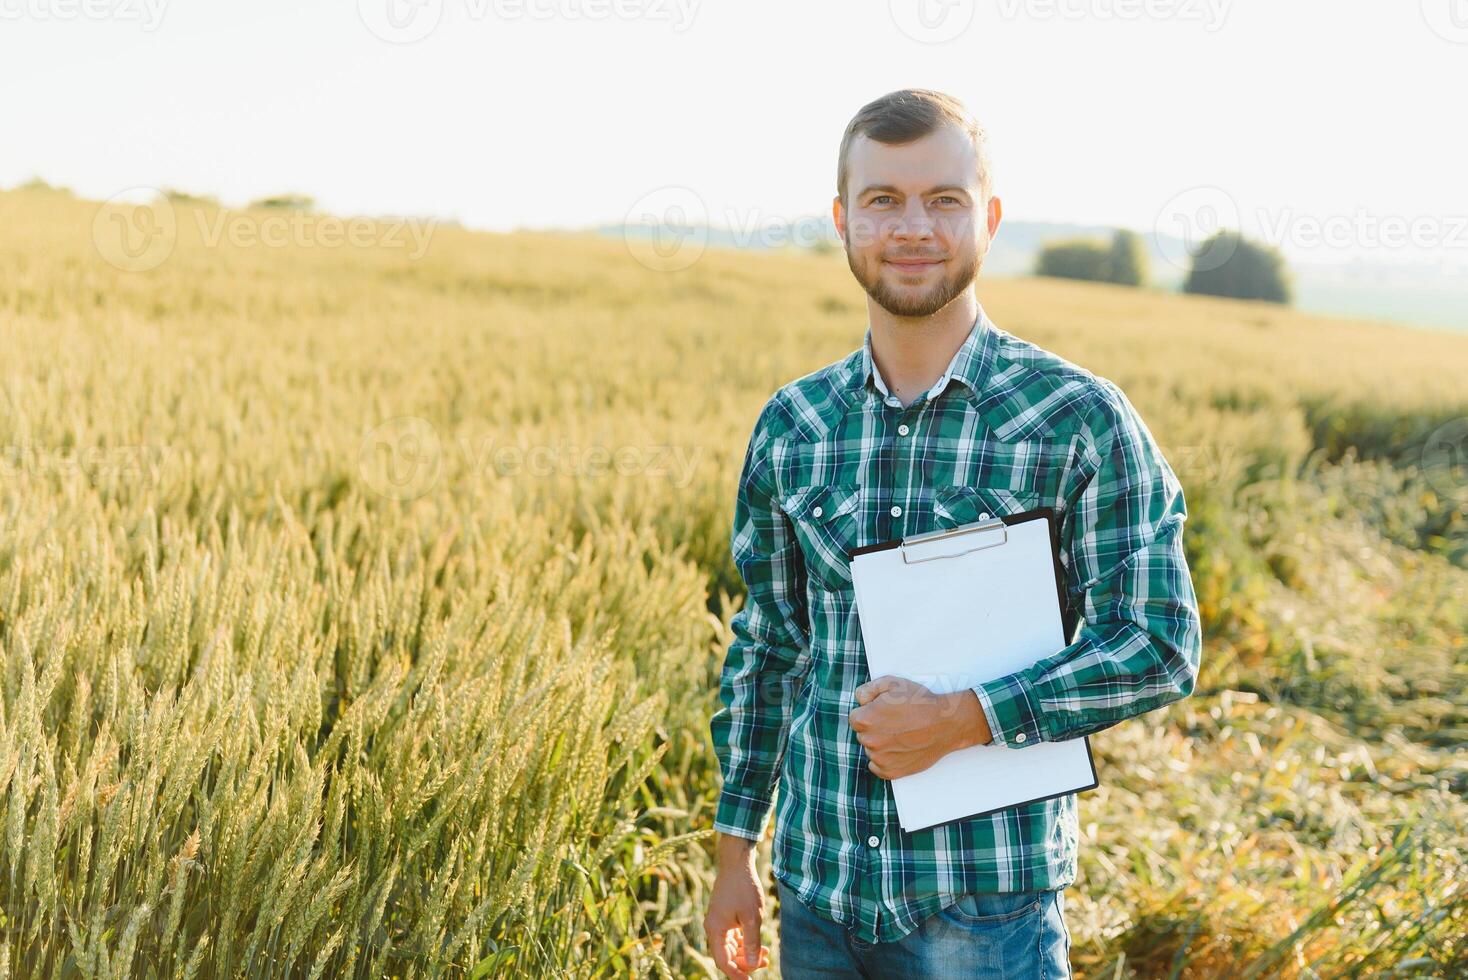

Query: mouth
[[885, 257, 944, 270]]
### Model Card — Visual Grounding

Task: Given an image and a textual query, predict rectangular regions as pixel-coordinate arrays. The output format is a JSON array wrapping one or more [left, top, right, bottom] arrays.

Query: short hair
[[836, 89, 993, 207]]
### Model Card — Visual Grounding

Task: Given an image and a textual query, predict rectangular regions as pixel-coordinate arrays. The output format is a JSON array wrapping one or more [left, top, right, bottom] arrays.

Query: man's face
[[835, 122, 1000, 318]]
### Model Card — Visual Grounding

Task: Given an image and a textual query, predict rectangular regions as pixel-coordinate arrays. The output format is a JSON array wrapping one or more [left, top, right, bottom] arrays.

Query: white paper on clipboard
[[849, 509, 1098, 832]]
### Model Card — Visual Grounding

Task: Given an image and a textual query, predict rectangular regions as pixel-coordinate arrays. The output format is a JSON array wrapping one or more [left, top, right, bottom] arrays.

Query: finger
[[708, 925, 748, 980], [737, 907, 764, 971], [738, 923, 762, 972], [740, 939, 761, 974], [848, 706, 867, 732], [753, 945, 772, 972], [705, 926, 727, 976], [855, 675, 893, 705]]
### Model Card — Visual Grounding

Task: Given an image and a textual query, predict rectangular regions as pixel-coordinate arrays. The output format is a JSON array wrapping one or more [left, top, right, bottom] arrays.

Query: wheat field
[[0, 185, 1463, 977]]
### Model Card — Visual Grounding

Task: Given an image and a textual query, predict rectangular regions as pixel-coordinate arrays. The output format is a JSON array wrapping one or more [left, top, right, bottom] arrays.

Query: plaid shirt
[[710, 304, 1202, 943]]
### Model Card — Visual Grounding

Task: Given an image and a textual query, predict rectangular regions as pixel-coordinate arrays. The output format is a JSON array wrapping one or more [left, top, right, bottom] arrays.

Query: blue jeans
[[776, 877, 1072, 979]]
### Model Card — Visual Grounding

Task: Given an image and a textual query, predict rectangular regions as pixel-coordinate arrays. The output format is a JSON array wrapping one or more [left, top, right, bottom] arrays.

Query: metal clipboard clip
[[899, 517, 1008, 564]]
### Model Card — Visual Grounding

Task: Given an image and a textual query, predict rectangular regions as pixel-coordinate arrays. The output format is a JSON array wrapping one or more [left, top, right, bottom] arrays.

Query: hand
[[848, 676, 990, 779], [704, 835, 772, 978]]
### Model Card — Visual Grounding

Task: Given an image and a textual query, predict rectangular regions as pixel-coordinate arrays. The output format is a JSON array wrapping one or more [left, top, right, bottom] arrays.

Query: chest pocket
[[933, 485, 1042, 529], [780, 483, 863, 593]]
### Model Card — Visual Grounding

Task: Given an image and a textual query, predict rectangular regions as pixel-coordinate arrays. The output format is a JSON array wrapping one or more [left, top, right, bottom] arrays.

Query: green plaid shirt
[[710, 304, 1202, 943]]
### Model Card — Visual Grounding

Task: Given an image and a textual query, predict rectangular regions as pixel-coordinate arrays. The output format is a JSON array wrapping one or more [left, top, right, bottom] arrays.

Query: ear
[[987, 194, 1003, 239], [832, 195, 845, 243]]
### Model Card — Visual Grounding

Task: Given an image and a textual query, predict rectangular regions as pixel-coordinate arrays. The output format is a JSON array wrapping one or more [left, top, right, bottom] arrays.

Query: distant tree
[[1035, 239, 1110, 282], [1184, 231, 1291, 304], [809, 236, 841, 256], [1036, 230, 1147, 286], [164, 188, 219, 207], [248, 193, 315, 211], [18, 176, 71, 195], [1106, 229, 1146, 286]]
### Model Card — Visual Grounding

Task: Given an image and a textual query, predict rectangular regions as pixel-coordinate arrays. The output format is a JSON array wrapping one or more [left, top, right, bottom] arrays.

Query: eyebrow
[[857, 183, 973, 199]]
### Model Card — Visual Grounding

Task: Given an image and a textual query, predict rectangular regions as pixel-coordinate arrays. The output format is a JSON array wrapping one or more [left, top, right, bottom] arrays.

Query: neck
[[869, 290, 980, 405]]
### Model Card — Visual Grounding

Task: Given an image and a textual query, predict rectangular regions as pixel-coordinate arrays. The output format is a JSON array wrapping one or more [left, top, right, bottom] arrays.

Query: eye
[[934, 196, 963, 205], [870, 195, 895, 206]]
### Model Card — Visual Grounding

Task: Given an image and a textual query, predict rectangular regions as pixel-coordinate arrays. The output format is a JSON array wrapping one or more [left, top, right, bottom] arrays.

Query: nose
[[890, 199, 936, 244]]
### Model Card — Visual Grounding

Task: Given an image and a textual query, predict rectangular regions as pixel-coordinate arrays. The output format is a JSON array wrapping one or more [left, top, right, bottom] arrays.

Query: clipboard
[[848, 506, 1099, 832]]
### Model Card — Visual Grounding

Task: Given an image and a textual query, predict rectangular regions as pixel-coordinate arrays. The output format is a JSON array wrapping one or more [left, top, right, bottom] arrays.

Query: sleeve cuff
[[972, 670, 1045, 748], [713, 787, 773, 840]]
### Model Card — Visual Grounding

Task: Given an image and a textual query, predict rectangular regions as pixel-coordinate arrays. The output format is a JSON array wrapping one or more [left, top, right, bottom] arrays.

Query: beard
[[846, 243, 982, 318]]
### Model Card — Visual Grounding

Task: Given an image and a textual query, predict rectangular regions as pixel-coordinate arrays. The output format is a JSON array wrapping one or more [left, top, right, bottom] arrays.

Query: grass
[[0, 185, 1463, 977]]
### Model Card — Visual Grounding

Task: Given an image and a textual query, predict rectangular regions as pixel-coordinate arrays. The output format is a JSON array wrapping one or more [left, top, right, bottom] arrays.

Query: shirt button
[[979, 512, 990, 521], [897, 424, 910, 436], [867, 835, 881, 848], [890, 505, 902, 517], [1016, 733, 1027, 743], [812, 506, 823, 518]]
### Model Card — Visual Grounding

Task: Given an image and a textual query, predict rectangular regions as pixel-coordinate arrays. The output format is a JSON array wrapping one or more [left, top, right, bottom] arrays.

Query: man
[[704, 88, 1203, 979]]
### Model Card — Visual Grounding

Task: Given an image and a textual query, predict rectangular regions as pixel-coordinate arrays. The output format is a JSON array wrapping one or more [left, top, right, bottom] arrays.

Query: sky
[[2, 0, 1466, 266]]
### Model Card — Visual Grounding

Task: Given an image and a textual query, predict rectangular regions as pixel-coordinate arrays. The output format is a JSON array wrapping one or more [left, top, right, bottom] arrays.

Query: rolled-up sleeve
[[973, 378, 1202, 748], [710, 398, 811, 839]]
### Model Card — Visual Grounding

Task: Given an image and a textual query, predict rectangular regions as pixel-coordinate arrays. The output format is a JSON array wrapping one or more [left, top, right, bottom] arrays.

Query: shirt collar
[[849, 304, 998, 408]]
